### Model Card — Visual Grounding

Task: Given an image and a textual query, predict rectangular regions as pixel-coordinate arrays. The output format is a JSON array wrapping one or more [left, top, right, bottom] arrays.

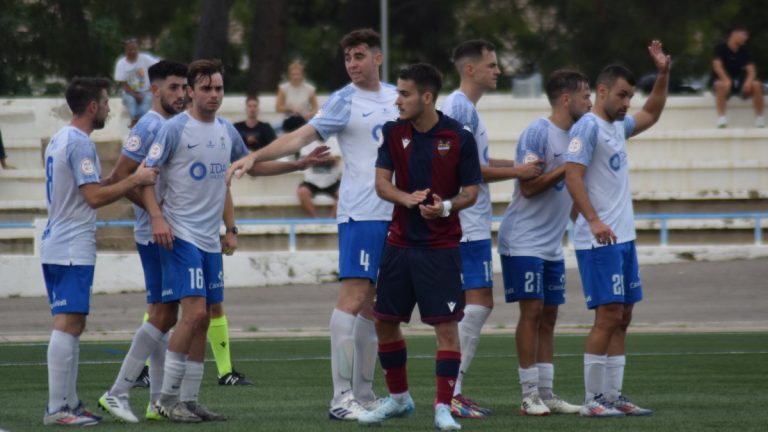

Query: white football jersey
[[146, 112, 249, 253], [440, 90, 491, 241], [41, 126, 102, 265], [309, 82, 398, 223], [565, 112, 637, 250], [498, 118, 572, 260], [121, 110, 166, 245]]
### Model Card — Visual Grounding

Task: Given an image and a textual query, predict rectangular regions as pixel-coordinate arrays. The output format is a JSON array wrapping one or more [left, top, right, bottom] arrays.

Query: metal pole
[[380, 0, 389, 83]]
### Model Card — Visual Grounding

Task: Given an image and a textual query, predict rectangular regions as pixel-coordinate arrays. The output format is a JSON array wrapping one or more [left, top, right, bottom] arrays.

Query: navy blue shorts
[[374, 244, 464, 325]]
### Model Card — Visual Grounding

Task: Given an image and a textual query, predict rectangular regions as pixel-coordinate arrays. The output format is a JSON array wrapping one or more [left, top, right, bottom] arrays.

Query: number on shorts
[[612, 274, 624, 295], [524, 271, 536, 293], [188, 268, 204, 290], [359, 250, 370, 272], [483, 260, 492, 282]]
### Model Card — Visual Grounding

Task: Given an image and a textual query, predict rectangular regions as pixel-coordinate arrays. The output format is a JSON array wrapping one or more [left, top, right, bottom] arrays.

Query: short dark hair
[[245, 94, 259, 103], [65, 77, 111, 115], [596, 64, 636, 88], [340, 28, 381, 51], [546, 69, 589, 104], [452, 39, 496, 65], [187, 59, 224, 88], [398, 63, 443, 100], [148, 60, 188, 83]]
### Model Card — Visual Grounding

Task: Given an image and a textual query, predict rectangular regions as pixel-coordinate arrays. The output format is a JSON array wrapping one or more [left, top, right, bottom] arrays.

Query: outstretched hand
[[648, 40, 671, 74], [298, 145, 331, 170], [226, 154, 256, 186]]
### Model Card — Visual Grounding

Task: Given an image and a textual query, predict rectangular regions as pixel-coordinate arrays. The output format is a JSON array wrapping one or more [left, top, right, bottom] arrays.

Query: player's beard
[[92, 117, 106, 130], [161, 96, 182, 116]]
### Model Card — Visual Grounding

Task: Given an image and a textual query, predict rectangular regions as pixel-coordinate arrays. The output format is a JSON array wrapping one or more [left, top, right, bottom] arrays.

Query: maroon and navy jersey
[[376, 112, 482, 249]]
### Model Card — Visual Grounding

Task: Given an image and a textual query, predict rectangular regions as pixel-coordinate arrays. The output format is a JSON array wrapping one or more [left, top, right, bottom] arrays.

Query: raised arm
[[632, 40, 671, 136], [247, 145, 330, 176]]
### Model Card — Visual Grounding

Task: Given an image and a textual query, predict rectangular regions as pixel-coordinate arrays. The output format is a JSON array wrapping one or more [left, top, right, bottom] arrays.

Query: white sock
[[605, 355, 626, 402], [537, 363, 554, 399], [110, 322, 164, 396], [68, 335, 80, 406], [149, 332, 170, 404], [584, 353, 608, 401], [159, 350, 187, 405], [329, 308, 355, 401], [352, 315, 378, 403], [518, 366, 539, 397], [179, 360, 204, 402], [454, 304, 491, 396], [47, 330, 77, 412], [391, 390, 411, 403], [717, 116, 727, 125]]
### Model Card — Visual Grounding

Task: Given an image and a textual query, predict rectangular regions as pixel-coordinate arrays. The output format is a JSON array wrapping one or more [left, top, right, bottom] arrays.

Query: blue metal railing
[[2, 213, 766, 250]]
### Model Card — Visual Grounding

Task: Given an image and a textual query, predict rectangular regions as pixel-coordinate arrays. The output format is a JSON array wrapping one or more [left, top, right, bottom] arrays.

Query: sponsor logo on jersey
[[568, 137, 582, 153], [124, 135, 141, 152], [609, 151, 627, 171], [189, 162, 207, 180], [447, 301, 456, 313], [437, 139, 451, 156], [402, 137, 411, 148], [80, 158, 96, 175], [362, 111, 374, 117]]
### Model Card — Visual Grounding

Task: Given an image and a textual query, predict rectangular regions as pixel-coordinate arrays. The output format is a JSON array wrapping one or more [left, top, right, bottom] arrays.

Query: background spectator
[[711, 26, 764, 128], [276, 61, 319, 133], [234, 95, 277, 151], [297, 137, 341, 218], [114, 38, 159, 127], [0, 129, 16, 169]]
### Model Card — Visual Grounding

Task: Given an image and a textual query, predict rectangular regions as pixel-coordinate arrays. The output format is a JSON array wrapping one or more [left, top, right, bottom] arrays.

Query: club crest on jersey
[[124, 135, 141, 152], [437, 139, 451, 156], [207, 139, 216, 149], [80, 158, 95, 175], [568, 137, 582, 153], [524, 151, 539, 164], [402, 137, 411, 148], [220, 135, 226, 149], [148, 143, 163, 160]]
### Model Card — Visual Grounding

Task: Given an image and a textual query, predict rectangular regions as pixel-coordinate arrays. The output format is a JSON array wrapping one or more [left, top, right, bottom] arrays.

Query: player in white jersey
[[498, 70, 592, 416], [142, 60, 249, 423], [227, 29, 398, 420], [565, 41, 670, 418], [41, 77, 157, 426], [439, 40, 542, 418]]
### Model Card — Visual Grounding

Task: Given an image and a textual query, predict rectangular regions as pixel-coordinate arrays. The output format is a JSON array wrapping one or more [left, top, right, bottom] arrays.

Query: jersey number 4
[[359, 250, 370, 272]]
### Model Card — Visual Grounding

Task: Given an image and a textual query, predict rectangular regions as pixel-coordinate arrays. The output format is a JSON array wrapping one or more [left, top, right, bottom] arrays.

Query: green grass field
[[1, 332, 766, 431]]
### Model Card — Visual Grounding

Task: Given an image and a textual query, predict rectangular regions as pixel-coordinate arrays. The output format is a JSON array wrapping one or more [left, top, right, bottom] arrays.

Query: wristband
[[441, 200, 453, 217]]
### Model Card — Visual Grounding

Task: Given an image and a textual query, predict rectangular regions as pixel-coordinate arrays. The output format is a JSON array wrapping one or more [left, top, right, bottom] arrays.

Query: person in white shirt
[[498, 70, 591, 417], [565, 41, 670, 418], [297, 137, 342, 218], [41, 77, 157, 426], [227, 28, 398, 421], [114, 38, 160, 126], [276, 60, 319, 127], [440, 39, 542, 418]]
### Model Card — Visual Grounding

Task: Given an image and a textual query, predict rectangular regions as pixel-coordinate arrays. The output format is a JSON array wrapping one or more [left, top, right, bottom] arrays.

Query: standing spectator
[[712, 26, 764, 128], [297, 137, 342, 218], [276, 61, 319, 132], [0, 129, 16, 169], [114, 38, 160, 127], [234, 95, 277, 151]]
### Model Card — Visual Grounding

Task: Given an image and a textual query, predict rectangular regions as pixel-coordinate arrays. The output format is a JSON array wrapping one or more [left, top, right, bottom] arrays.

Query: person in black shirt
[[712, 26, 764, 128], [233, 95, 277, 151]]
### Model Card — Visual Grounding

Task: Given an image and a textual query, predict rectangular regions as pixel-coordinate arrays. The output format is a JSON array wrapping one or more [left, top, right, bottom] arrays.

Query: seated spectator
[[234, 95, 277, 151], [114, 38, 159, 127], [297, 137, 342, 218], [276, 61, 319, 133], [0, 129, 16, 169], [711, 26, 764, 128]]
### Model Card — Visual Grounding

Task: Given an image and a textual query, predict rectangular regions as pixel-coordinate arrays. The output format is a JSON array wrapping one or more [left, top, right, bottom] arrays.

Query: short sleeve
[[442, 97, 479, 135], [122, 116, 163, 162], [67, 138, 101, 186], [114, 59, 126, 82], [459, 131, 482, 186], [308, 88, 353, 140], [565, 116, 598, 167], [145, 120, 182, 168], [623, 115, 636, 138], [375, 122, 394, 171], [516, 119, 548, 164]]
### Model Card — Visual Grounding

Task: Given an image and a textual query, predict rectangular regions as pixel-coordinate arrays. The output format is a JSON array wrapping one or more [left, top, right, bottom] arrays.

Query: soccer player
[[41, 77, 158, 426], [357, 63, 481, 431], [440, 39, 542, 418], [227, 28, 398, 420], [565, 41, 670, 417], [498, 70, 592, 416], [142, 59, 249, 423]]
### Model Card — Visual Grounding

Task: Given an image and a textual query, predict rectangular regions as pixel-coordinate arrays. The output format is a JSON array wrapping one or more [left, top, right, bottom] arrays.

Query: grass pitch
[[1, 332, 766, 431]]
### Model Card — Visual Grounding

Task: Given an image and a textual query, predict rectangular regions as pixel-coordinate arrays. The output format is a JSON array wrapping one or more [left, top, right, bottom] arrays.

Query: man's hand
[[589, 219, 617, 246], [226, 153, 257, 185], [297, 145, 331, 170], [151, 215, 174, 250], [133, 160, 158, 186], [222, 231, 238, 256], [648, 40, 671, 74], [403, 188, 430, 208], [419, 193, 444, 220], [515, 160, 544, 180]]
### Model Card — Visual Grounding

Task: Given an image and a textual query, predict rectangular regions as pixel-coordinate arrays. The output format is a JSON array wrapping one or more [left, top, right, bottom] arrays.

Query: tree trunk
[[56, 0, 93, 79], [194, 0, 233, 60], [247, 0, 287, 95]]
